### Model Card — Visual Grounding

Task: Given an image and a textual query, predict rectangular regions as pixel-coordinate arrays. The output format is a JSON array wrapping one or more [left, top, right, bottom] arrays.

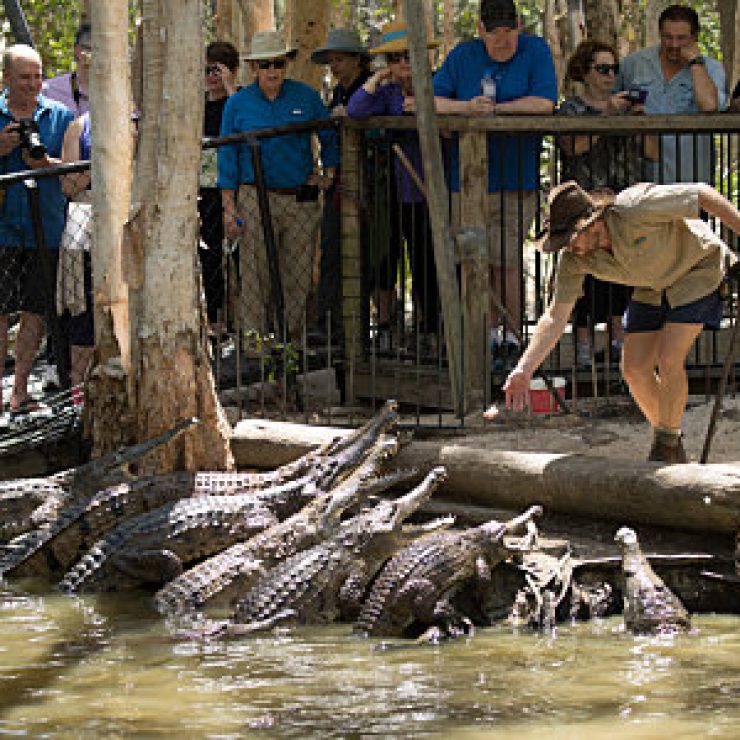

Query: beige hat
[[243, 30, 298, 61]]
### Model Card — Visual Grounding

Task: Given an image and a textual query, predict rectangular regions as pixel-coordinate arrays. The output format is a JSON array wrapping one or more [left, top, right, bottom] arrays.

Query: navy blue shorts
[[623, 289, 723, 333]]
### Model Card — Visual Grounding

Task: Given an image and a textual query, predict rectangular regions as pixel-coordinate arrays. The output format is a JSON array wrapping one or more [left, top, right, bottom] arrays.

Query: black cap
[[481, 0, 518, 30]]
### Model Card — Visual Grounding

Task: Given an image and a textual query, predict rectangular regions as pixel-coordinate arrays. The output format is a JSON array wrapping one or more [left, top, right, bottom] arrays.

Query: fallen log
[[231, 419, 740, 534]]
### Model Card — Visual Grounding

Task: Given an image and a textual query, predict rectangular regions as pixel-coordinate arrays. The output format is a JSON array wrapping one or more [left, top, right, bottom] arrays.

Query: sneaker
[[647, 434, 688, 464], [42, 364, 60, 392]]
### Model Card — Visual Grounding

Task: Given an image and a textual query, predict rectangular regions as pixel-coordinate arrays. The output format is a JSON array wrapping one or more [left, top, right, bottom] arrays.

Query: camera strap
[[70, 72, 82, 112]]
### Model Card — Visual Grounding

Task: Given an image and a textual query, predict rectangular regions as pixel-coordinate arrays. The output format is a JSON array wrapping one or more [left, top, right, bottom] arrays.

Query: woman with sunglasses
[[200, 41, 239, 335], [556, 40, 647, 371], [347, 19, 441, 356]]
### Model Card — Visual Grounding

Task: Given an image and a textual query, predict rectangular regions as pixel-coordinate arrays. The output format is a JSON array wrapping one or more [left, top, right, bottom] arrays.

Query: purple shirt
[[42, 72, 89, 115], [347, 83, 426, 203]]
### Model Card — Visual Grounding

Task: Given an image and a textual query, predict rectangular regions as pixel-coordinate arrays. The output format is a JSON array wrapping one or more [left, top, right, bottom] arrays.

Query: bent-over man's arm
[[503, 300, 575, 411], [697, 184, 740, 236]]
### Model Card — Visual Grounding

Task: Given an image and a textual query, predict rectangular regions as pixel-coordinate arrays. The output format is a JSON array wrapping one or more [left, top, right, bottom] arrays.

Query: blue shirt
[[217, 79, 339, 190], [614, 45, 727, 184], [433, 35, 557, 192], [0, 93, 73, 250]]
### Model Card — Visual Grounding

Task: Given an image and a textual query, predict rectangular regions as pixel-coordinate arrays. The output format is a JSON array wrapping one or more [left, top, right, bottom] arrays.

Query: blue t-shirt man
[[0, 92, 73, 250], [433, 34, 557, 192]]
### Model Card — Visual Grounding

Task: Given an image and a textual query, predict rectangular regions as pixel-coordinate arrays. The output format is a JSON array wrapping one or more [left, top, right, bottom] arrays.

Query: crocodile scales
[[58, 492, 284, 592], [154, 436, 406, 617], [225, 467, 450, 633], [354, 505, 543, 638]]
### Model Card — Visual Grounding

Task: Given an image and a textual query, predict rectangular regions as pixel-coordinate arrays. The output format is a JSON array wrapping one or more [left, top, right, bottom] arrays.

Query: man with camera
[[218, 30, 338, 342], [615, 4, 727, 184], [0, 44, 73, 412]]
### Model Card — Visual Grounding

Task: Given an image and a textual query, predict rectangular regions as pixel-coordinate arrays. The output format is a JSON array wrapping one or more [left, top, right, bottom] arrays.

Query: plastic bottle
[[481, 70, 496, 106]]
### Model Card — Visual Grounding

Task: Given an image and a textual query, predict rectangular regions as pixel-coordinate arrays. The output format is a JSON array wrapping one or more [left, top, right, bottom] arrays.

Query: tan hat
[[370, 19, 438, 55], [243, 30, 297, 61], [534, 181, 605, 253]]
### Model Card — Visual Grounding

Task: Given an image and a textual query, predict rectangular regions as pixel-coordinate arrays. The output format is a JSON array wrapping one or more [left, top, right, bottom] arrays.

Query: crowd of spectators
[[1, 2, 739, 412]]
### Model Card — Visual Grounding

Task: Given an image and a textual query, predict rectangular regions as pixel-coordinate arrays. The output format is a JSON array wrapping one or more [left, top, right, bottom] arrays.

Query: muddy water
[[1, 581, 739, 738]]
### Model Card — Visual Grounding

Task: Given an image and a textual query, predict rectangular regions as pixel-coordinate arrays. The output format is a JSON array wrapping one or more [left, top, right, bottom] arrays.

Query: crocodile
[[353, 505, 543, 638], [0, 400, 398, 547], [223, 466, 451, 634], [0, 468, 329, 580], [1, 402, 401, 581], [57, 492, 283, 593], [614, 526, 691, 634], [154, 436, 407, 617], [0, 417, 198, 543]]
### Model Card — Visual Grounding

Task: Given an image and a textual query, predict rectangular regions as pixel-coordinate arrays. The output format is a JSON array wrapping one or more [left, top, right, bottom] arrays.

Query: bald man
[[0, 45, 73, 412]]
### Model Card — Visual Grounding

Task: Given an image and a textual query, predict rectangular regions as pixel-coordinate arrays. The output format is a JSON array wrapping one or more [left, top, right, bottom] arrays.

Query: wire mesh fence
[[0, 116, 739, 449]]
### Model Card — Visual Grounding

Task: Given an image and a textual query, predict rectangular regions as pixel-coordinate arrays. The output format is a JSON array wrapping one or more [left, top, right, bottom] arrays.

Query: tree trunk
[[442, 0, 454, 57], [88, 0, 135, 456], [718, 0, 738, 89], [229, 419, 740, 535], [645, 0, 671, 47], [544, 0, 566, 97], [582, 0, 616, 48], [283, 0, 329, 90], [128, 0, 232, 472]]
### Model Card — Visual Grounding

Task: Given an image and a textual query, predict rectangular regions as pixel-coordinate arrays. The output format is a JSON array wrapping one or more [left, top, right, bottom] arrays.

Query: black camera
[[16, 118, 46, 159], [625, 88, 648, 105], [295, 183, 319, 202]]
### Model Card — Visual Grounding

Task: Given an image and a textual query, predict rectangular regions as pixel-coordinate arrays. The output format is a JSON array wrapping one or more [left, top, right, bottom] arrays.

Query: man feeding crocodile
[[483, 181, 740, 463]]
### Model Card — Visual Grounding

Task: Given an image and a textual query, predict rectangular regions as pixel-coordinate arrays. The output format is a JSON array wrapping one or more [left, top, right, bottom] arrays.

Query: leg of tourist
[[10, 311, 44, 410]]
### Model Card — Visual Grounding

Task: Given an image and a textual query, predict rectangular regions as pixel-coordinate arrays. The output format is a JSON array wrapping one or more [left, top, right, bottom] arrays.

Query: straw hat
[[369, 18, 439, 55], [243, 30, 297, 61], [311, 28, 368, 64], [534, 181, 606, 253]]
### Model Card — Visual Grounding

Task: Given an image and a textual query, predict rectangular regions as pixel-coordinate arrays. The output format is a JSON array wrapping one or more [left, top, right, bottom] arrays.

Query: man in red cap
[[489, 181, 740, 463]]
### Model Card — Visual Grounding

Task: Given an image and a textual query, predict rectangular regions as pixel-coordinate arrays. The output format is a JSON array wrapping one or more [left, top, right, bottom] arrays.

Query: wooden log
[[231, 419, 740, 533]]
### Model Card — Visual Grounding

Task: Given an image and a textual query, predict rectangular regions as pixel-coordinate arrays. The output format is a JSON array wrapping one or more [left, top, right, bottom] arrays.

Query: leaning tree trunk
[[128, 0, 233, 472], [87, 0, 135, 456], [718, 0, 739, 90], [283, 0, 330, 90]]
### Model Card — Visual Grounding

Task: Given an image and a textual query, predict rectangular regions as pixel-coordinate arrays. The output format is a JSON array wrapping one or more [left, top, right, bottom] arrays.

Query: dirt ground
[[413, 394, 740, 465]]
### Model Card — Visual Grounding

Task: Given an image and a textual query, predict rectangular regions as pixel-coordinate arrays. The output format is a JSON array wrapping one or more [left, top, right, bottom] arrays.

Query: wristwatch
[[688, 56, 705, 67]]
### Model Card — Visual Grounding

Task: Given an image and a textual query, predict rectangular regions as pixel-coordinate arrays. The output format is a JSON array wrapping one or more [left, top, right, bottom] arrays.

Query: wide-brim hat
[[243, 30, 297, 61], [369, 19, 439, 55], [311, 28, 368, 64], [534, 181, 604, 253]]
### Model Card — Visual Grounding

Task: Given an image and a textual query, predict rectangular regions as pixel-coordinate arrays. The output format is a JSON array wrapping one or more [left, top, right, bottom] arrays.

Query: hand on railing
[[466, 95, 496, 117]]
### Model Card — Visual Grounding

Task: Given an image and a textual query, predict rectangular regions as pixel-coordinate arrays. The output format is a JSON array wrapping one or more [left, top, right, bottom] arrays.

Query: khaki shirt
[[553, 182, 733, 308]]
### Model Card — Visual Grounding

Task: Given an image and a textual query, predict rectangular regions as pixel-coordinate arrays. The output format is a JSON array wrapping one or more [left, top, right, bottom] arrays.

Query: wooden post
[[283, 0, 330, 91], [403, 0, 464, 416], [458, 133, 490, 408], [340, 127, 363, 403]]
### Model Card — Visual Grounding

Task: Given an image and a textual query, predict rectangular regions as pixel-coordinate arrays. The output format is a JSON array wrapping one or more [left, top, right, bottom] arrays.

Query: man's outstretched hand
[[503, 368, 532, 412]]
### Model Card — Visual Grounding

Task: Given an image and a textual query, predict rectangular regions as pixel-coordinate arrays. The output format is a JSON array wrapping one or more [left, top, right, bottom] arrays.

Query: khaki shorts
[[451, 190, 537, 268]]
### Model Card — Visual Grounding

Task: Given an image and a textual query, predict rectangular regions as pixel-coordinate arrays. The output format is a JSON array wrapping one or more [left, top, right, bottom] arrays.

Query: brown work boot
[[647, 429, 688, 464]]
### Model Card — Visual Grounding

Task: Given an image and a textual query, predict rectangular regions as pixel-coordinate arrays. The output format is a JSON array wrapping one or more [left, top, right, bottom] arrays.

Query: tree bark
[[127, 0, 233, 472], [88, 0, 135, 456], [718, 0, 739, 88], [230, 419, 740, 534], [283, 0, 330, 90]]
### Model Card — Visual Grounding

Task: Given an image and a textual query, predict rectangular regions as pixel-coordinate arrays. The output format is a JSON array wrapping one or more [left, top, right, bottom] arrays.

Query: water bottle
[[481, 70, 496, 105]]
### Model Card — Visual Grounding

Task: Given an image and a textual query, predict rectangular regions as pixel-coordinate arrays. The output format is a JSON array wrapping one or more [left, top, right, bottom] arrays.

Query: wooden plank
[[340, 128, 363, 403], [458, 132, 490, 409]]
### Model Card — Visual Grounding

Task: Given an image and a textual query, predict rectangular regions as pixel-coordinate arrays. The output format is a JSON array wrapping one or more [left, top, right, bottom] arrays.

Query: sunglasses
[[387, 51, 410, 63], [256, 58, 287, 70], [205, 65, 220, 75], [591, 63, 619, 75]]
